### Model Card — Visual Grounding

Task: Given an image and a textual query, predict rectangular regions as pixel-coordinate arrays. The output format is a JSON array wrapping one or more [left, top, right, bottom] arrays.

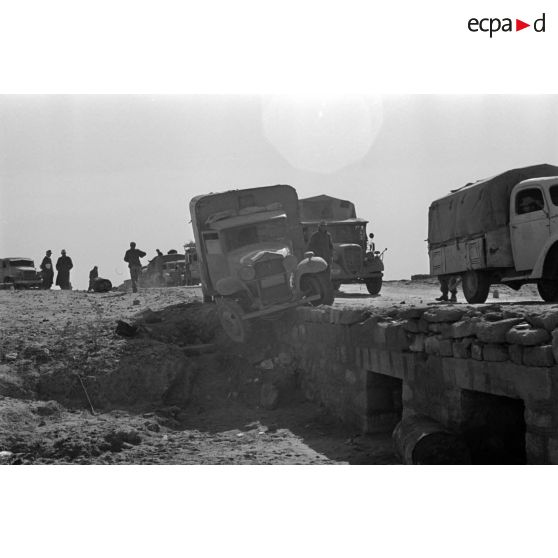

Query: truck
[[0, 257, 42, 289], [428, 163, 558, 303], [183, 243, 201, 285], [189, 184, 334, 342], [299, 194, 385, 294], [140, 251, 189, 287]]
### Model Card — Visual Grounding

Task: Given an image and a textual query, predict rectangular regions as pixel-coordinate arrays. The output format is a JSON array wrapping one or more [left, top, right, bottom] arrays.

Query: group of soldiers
[[39, 249, 111, 292], [39, 249, 74, 290]]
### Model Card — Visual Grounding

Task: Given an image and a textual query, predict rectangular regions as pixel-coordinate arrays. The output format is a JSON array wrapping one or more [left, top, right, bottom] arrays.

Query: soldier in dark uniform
[[307, 220, 334, 272], [40, 249, 54, 289], [124, 242, 146, 293], [88, 266, 99, 292], [55, 249, 73, 290]]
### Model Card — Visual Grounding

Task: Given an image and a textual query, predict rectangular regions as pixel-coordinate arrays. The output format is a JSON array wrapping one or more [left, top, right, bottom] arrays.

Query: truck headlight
[[239, 266, 256, 281]]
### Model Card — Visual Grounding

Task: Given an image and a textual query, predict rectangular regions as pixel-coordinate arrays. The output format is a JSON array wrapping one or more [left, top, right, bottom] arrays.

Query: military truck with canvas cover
[[428, 163, 558, 303], [299, 194, 385, 294], [190, 185, 334, 342]]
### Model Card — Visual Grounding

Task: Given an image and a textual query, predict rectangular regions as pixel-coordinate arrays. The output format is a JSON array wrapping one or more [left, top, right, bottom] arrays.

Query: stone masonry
[[273, 303, 558, 464]]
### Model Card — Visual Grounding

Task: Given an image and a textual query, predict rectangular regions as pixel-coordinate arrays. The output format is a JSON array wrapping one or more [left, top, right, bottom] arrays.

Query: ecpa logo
[[468, 13, 546, 37]]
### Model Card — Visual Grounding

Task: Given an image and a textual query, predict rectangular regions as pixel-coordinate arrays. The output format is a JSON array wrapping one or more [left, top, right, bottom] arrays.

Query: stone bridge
[[273, 303, 558, 464]]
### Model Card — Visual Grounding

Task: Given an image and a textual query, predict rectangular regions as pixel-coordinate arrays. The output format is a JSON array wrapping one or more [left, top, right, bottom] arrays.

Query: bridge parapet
[[274, 304, 558, 464]]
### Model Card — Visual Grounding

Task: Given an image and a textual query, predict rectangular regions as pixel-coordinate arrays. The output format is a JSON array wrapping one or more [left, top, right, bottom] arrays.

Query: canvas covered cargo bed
[[428, 164, 558, 246]]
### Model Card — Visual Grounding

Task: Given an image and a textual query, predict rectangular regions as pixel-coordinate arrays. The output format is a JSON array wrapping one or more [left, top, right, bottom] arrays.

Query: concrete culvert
[[393, 415, 471, 465]]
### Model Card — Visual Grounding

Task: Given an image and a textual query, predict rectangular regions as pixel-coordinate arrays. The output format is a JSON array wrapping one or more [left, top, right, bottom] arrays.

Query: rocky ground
[[0, 279, 545, 465], [0, 285, 394, 465]]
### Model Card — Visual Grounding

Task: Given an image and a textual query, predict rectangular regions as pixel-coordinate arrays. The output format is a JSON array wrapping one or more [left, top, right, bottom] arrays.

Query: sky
[[1, 94, 558, 289]]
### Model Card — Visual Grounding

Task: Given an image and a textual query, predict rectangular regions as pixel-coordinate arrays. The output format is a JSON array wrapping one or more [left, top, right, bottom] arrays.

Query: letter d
[[534, 13, 545, 32]]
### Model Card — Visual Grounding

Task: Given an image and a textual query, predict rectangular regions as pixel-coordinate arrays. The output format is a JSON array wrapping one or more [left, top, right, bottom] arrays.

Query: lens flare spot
[[262, 95, 383, 174]]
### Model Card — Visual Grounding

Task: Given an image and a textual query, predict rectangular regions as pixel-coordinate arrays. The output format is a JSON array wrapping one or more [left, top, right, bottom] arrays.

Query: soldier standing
[[307, 220, 334, 272], [124, 242, 146, 293], [55, 249, 73, 290], [40, 249, 54, 289]]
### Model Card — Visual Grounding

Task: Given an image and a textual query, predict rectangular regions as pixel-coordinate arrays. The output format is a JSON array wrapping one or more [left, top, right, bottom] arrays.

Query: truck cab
[[509, 176, 558, 300], [300, 195, 385, 294], [190, 185, 334, 342], [302, 219, 384, 294], [0, 257, 42, 289]]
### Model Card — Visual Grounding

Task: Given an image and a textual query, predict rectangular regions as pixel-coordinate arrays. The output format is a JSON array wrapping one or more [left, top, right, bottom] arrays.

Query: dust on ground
[[2, 279, 544, 465], [0, 286, 397, 465]]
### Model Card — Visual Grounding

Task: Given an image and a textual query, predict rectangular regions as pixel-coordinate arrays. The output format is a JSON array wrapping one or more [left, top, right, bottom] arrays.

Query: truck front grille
[[22, 271, 38, 280], [255, 258, 284, 278], [343, 246, 362, 275]]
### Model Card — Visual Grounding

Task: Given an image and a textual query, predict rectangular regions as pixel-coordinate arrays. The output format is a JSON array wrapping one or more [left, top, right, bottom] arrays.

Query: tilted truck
[[428, 163, 558, 303], [299, 194, 385, 294], [189, 185, 334, 342]]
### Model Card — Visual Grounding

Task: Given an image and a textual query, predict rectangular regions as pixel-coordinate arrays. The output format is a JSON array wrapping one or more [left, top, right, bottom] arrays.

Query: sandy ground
[[334, 278, 543, 308], [0, 285, 399, 465], [0, 278, 547, 465]]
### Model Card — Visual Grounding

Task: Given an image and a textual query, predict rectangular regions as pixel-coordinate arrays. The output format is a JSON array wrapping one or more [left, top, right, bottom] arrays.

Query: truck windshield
[[224, 219, 288, 251], [327, 225, 366, 245], [8, 259, 34, 267]]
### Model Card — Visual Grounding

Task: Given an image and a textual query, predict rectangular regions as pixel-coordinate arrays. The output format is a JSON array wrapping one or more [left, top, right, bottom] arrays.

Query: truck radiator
[[255, 258, 284, 278], [342, 246, 362, 275]]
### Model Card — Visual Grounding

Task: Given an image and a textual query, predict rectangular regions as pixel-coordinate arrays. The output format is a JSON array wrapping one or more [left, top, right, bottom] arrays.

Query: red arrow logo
[[516, 19, 530, 31]]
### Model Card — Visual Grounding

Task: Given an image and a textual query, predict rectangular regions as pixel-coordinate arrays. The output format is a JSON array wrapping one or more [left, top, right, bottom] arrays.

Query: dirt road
[[334, 279, 543, 308]]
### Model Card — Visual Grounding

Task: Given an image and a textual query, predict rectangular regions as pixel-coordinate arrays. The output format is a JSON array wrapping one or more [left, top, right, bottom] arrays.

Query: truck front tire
[[365, 277, 382, 295], [461, 271, 490, 304], [301, 273, 334, 306], [537, 280, 558, 302], [216, 298, 251, 343]]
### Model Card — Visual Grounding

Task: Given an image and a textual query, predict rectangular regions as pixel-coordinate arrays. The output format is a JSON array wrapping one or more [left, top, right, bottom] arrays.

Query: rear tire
[[537, 280, 558, 302], [365, 277, 382, 295], [300, 273, 334, 306], [461, 271, 490, 304], [216, 298, 251, 343]]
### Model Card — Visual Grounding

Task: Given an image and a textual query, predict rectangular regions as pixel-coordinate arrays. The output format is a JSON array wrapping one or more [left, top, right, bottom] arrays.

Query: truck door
[[547, 184, 558, 237], [510, 186, 550, 271]]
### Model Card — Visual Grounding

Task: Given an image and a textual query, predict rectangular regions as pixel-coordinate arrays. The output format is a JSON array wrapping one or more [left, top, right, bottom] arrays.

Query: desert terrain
[[0, 279, 542, 465]]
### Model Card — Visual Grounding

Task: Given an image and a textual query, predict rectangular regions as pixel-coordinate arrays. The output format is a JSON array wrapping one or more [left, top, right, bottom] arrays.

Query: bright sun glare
[[262, 95, 383, 174]]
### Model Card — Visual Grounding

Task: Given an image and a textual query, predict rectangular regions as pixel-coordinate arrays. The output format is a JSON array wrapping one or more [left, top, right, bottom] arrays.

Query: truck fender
[[364, 253, 384, 273], [215, 277, 249, 296], [531, 233, 558, 278], [294, 256, 328, 288]]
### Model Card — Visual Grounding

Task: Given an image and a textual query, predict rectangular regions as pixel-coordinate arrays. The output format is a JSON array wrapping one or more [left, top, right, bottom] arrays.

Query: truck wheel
[[461, 271, 490, 304], [365, 277, 382, 295], [300, 273, 334, 306], [537, 280, 558, 302], [216, 298, 251, 343]]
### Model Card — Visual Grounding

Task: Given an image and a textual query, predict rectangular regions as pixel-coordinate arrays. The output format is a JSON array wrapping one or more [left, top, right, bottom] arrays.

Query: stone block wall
[[274, 303, 558, 464]]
